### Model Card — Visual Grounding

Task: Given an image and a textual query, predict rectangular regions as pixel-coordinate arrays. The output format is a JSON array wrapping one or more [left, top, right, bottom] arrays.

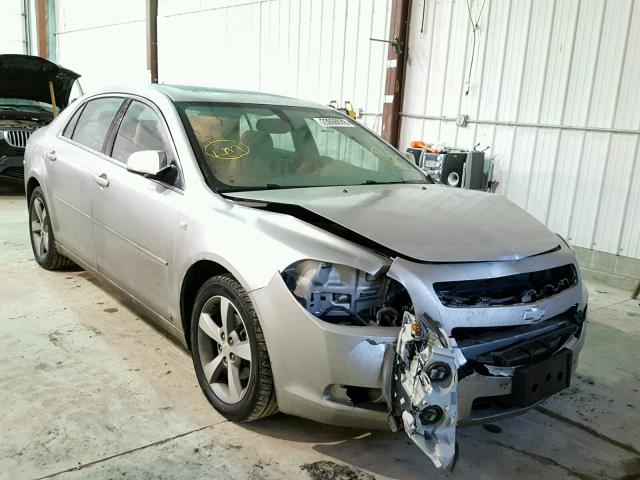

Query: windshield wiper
[[361, 180, 423, 185]]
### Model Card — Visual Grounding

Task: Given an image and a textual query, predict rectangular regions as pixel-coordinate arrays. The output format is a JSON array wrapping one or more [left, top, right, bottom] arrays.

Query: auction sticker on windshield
[[313, 117, 354, 127]]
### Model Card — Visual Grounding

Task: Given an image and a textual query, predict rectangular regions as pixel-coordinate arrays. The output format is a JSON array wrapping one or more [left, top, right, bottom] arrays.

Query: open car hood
[[225, 184, 560, 263], [0, 54, 80, 109]]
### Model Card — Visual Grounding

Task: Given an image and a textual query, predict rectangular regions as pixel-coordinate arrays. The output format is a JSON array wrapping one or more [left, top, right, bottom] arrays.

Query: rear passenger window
[[111, 101, 173, 163], [62, 105, 84, 138], [71, 97, 123, 151]]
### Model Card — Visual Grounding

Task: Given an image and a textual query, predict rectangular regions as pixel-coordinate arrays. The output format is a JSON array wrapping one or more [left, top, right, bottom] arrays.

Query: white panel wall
[[157, 0, 391, 131], [55, 0, 149, 91], [0, 0, 27, 54], [400, 0, 640, 259]]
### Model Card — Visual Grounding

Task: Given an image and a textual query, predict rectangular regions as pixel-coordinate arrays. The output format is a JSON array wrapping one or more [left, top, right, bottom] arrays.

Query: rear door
[[91, 98, 182, 319], [47, 96, 124, 267]]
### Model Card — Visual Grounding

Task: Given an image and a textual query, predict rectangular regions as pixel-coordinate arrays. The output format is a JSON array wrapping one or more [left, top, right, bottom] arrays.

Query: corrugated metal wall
[[157, 0, 391, 132], [400, 0, 640, 259], [55, 0, 149, 91], [0, 0, 28, 54], [52, 0, 392, 132]]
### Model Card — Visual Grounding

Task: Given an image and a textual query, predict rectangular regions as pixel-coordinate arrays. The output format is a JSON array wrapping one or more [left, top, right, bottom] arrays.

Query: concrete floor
[[1, 187, 639, 480]]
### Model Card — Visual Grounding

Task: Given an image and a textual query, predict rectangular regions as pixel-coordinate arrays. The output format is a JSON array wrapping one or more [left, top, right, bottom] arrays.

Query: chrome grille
[[3, 130, 33, 149]]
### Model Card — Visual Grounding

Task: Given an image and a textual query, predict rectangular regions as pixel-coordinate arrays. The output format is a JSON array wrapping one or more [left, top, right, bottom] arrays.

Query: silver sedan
[[24, 85, 587, 470]]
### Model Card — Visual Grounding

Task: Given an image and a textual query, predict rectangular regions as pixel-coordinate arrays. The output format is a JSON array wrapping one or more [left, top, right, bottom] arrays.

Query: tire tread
[[193, 274, 278, 421], [29, 187, 75, 271]]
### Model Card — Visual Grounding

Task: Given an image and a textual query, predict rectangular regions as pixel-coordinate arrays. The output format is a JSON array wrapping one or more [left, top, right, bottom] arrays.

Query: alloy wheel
[[31, 197, 49, 260], [197, 295, 252, 404]]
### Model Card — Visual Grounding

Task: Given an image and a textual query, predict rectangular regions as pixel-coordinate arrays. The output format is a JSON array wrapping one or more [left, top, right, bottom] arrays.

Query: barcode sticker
[[313, 117, 354, 127]]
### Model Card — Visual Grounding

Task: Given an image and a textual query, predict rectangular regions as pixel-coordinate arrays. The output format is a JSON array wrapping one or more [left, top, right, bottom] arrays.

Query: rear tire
[[190, 275, 277, 421], [28, 187, 75, 270]]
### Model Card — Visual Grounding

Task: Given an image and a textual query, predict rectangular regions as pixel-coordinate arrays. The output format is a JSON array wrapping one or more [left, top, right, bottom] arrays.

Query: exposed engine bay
[[0, 118, 47, 128], [282, 260, 412, 327]]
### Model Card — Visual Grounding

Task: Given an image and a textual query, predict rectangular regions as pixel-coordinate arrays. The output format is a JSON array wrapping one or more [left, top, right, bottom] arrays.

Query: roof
[[149, 84, 327, 109]]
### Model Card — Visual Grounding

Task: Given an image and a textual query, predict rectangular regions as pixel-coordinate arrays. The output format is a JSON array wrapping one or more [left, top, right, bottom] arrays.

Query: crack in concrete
[[536, 406, 640, 456], [482, 437, 610, 480], [590, 298, 634, 313], [32, 420, 229, 479], [5, 306, 70, 321]]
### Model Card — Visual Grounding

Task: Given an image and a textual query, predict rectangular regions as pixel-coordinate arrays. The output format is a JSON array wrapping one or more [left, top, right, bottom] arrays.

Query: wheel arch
[[180, 259, 231, 350], [26, 176, 41, 202]]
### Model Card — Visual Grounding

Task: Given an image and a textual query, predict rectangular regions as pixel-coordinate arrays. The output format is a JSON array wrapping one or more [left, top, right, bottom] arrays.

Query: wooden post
[[381, 0, 410, 148]]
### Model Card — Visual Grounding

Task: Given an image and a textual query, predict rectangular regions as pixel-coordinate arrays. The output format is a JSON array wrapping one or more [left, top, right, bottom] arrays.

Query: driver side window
[[111, 100, 174, 164]]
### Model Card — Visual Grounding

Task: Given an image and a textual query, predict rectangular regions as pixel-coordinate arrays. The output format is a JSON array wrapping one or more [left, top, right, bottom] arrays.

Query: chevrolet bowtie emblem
[[523, 305, 547, 323]]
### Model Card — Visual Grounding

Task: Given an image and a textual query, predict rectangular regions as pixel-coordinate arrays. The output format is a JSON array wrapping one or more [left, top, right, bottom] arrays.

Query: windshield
[[177, 102, 426, 191]]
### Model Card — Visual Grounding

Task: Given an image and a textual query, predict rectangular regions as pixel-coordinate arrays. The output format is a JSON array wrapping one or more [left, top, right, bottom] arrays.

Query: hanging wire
[[464, 0, 487, 95]]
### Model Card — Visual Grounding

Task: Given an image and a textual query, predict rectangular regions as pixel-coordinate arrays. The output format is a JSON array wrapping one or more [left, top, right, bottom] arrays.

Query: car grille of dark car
[[3, 130, 33, 149], [434, 264, 578, 307]]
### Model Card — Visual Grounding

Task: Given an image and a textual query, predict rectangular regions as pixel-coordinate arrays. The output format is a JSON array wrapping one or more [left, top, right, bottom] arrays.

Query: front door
[[47, 96, 124, 267], [91, 99, 181, 319]]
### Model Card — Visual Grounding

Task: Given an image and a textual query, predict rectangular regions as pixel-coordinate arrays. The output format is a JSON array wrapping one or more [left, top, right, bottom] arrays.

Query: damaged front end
[[276, 247, 585, 471], [281, 259, 461, 470], [383, 312, 460, 470]]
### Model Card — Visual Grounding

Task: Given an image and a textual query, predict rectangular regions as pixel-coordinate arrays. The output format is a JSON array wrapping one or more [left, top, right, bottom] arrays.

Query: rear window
[[71, 97, 123, 151]]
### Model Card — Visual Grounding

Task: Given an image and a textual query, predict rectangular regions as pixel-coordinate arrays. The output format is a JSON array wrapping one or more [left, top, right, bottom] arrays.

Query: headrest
[[134, 120, 165, 151], [240, 130, 274, 150], [256, 118, 291, 134]]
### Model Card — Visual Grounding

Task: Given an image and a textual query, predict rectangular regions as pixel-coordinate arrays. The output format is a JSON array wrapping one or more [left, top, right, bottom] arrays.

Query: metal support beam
[[399, 112, 640, 136], [22, 0, 31, 54], [147, 0, 159, 83], [381, 0, 410, 147]]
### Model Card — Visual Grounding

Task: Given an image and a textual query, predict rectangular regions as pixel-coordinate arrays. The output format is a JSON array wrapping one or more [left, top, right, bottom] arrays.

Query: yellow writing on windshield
[[204, 140, 250, 160]]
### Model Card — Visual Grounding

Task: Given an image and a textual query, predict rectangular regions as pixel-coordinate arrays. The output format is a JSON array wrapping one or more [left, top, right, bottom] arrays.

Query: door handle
[[94, 173, 109, 187], [46, 151, 56, 162]]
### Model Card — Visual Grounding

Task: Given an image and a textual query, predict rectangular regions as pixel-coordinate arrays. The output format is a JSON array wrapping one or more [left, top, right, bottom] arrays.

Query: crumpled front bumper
[[249, 245, 587, 430], [250, 272, 395, 430]]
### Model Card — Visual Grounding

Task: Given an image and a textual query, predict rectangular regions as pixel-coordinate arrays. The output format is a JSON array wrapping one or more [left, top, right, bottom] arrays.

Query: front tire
[[28, 187, 75, 270], [190, 275, 277, 421]]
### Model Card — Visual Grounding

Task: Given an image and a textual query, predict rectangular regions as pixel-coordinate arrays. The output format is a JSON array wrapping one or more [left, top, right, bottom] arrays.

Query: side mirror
[[126, 150, 168, 176]]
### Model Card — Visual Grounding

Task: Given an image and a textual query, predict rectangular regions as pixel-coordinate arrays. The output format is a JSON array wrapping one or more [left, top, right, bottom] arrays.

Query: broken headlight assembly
[[281, 260, 412, 327], [384, 311, 459, 470]]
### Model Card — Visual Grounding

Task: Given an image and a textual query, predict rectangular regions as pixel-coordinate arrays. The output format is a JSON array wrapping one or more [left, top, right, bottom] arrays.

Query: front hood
[[226, 184, 561, 263], [0, 55, 80, 108]]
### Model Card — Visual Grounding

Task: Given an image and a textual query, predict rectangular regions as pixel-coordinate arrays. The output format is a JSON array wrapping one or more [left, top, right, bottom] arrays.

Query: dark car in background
[[0, 54, 80, 185]]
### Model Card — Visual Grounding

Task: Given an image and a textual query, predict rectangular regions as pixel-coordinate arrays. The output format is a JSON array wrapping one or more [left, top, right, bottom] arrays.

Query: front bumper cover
[[250, 246, 587, 468], [250, 271, 586, 425]]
